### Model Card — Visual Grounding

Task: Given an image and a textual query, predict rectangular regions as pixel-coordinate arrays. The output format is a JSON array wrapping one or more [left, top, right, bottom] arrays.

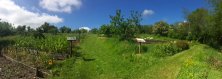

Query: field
[[47, 34, 222, 79], [1, 0, 222, 79], [1, 34, 222, 78]]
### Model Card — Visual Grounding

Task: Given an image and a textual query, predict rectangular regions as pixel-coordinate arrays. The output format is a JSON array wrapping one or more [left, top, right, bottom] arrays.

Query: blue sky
[[0, 0, 208, 29]]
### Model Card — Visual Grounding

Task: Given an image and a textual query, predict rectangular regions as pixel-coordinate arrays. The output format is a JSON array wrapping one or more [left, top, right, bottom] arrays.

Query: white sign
[[67, 37, 76, 41], [136, 38, 146, 43]]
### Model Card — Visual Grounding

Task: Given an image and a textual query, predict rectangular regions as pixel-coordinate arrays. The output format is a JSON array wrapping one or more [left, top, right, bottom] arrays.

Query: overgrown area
[[1, 0, 222, 79], [49, 34, 222, 79]]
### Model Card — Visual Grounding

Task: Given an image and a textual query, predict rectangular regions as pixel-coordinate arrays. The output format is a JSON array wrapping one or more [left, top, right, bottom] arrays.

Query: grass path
[[51, 34, 222, 79], [140, 45, 222, 79]]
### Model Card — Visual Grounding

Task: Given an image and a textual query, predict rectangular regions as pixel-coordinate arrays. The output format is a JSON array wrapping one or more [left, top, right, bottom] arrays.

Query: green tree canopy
[[152, 21, 169, 36], [60, 26, 71, 33]]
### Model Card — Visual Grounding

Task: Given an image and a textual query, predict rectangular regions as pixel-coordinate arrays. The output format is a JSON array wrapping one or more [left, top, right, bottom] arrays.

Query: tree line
[[0, 22, 89, 37], [94, 0, 222, 48]]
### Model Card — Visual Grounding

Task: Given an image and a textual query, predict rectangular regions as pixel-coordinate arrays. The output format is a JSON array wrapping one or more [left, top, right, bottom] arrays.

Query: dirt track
[[0, 56, 36, 79]]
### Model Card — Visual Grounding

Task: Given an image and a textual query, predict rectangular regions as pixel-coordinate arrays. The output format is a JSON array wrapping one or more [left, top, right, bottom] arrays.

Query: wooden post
[[67, 37, 76, 57], [69, 40, 72, 57], [139, 42, 141, 54], [15, 47, 18, 60], [136, 38, 146, 54]]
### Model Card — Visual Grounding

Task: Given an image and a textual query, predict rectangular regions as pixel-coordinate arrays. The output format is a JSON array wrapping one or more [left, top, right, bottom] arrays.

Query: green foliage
[[141, 45, 148, 52], [152, 41, 189, 57], [99, 10, 141, 40], [213, 1, 222, 46], [33, 32, 45, 39], [14, 34, 69, 53], [153, 43, 182, 57], [49, 34, 222, 79], [59, 26, 71, 33], [99, 24, 115, 37], [37, 22, 59, 34], [152, 21, 169, 36], [177, 59, 209, 79], [175, 41, 189, 50], [187, 8, 211, 42], [0, 21, 14, 36], [50, 34, 161, 79], [140, 25, 153, 34], [16, 25, 26, 35], [168, 23, 190, 40], [90, 28, 98, 34]]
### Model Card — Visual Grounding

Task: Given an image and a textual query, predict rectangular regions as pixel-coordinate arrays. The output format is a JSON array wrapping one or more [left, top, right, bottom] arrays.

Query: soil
[[143, 39, 166, 44], [0, 56, 36, 79]]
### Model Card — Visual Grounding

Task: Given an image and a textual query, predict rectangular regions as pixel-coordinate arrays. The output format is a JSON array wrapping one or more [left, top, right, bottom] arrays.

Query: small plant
[[141, 45, 148, 52], [175, 40, 189, 50], [208, 56, 222, 70]]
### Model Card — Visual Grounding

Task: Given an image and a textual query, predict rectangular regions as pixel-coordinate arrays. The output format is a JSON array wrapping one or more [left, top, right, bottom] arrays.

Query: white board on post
[[67, 37, 77, 41]]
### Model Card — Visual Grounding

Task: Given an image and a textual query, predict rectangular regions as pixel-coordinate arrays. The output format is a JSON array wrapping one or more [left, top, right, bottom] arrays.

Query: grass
[[49, 34, 222, 79]]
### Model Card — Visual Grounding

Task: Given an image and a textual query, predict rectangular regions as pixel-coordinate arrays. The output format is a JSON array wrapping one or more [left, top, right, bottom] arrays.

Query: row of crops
[[13, 34, 75, 54], [0, 33, 84, 77]]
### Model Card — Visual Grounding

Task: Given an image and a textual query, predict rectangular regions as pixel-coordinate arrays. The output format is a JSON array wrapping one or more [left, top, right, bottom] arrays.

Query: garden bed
[[0, 56, 36, 79], [144, 39, 167, 44]]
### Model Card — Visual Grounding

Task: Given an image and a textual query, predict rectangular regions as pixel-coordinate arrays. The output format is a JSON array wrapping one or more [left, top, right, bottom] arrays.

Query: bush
[[153, 43, 181, 57], [153, 41, 189, 57], [175, 41, 189, 50], [141, 45, 148, 52]]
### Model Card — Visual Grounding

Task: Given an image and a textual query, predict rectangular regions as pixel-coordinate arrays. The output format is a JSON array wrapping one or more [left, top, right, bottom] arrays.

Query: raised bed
[[0, 56, 35, 79]]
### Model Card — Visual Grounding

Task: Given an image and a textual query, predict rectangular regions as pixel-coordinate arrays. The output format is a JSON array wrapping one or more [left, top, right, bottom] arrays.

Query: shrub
[[153, 43, 181, 57], [141, 45, 148, 52], [175, 41, 189, 50], [153, 41, 190, 57]]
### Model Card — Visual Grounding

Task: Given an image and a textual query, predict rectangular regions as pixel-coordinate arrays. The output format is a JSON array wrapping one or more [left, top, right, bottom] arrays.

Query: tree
[[167, 22, 190, 39], [90, 28, 98, 34], [48, 26, 58, 34], [27, 26, 35, 32], [108, 10, 141, 40], [99, 24, 113, 37], [213, 1, 222, 45], [187, 8, 212, 43], [60, 26, 71, 33], [140, 25, 153, 34], [39, 22, 50, 33], [110, 10, 124, 35], [152, 21, 169, 36], [34, 27, 45, 39], [0, 21, 14, 36], [16, 25, 26, 35], [37, 22, 59, 34]]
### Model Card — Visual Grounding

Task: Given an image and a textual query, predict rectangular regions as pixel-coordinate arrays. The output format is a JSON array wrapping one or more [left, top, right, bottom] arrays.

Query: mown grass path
[[141, 45, 222, 79], [51, 35, 222, 79]]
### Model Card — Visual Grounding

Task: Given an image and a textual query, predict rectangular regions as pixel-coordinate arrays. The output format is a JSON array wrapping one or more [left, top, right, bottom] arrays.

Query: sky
[[0, 0, 208, 29]]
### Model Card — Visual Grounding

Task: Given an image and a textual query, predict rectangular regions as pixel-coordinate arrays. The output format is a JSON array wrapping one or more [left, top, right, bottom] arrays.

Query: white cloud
[[142, 9, 154, 16], [39, 0, 82, 13], [79, 27, 91, 31], [0, 0, 63, 28]]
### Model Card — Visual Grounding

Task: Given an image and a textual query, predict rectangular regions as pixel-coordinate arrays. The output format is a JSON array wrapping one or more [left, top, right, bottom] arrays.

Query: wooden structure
[[135, 38, 146, 54], [67, 37, 77, 57]]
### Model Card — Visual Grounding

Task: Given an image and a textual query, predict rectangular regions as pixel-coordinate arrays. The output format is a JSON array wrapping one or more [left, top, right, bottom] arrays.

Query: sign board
[[135, 38, 146, 43], [67, 37, 76, 41]]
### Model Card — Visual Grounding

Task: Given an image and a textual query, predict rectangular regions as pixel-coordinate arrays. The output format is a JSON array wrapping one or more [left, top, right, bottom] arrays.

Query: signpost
[[67, 37, 77, 57], [135, 38, 146, 54]]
